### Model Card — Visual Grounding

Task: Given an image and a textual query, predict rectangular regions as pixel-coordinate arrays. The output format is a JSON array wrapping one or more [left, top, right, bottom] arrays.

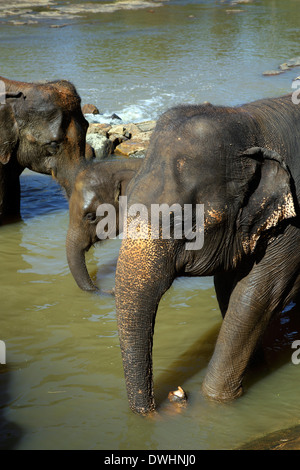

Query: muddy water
[[1, 0, 300, 450]]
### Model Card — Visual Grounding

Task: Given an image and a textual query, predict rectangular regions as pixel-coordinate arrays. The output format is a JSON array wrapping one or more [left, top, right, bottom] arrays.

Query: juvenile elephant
[[115, 94, 300, 414], [0, 76, 89, 223], [66, 158, 143, 292]]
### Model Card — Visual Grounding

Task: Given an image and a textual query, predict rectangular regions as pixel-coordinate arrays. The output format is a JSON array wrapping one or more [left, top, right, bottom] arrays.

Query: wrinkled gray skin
[[0, 76, 89, 224], [115, 94, 300, 415], [66, 158, 143, 292]]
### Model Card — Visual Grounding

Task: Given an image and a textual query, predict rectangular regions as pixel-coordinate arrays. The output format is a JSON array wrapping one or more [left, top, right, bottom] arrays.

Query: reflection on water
[[20, 172, 68, 221], [0, 0, 300, 450]]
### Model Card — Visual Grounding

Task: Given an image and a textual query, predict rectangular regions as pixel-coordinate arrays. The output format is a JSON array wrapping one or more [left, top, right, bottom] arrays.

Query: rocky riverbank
[[85, 112, 156, 159]]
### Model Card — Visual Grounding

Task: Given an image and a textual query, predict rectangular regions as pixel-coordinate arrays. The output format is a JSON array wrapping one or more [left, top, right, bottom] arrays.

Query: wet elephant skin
[[115, 94, 300, 414], [0, 76, 89, 224], [66, 158, 143, 292]]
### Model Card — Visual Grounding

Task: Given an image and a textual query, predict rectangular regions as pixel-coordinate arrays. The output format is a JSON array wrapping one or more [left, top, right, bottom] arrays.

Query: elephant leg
[[0, 162, 22, 222], [202, 249, 296, 401]]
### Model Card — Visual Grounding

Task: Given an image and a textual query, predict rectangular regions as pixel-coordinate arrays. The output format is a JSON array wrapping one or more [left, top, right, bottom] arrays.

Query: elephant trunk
[[115, 235, 176, 415], [66, 228, 98, 292]]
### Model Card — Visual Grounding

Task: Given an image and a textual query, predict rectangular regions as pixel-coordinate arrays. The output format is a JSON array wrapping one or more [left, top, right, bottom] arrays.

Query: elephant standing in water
[[0, 76, 89, 224], [114, 94, 300, 414], [66, 158, 143, 292]]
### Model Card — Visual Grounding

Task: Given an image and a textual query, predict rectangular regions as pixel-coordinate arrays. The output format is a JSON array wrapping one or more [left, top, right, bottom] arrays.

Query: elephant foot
[[201, 379, 243, 403]]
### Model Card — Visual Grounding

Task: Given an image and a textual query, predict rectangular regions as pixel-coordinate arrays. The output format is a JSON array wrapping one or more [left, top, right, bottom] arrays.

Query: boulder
[[109, 121, 154, 156], [273, 56, 300, 74], [82, 103, 100, 115], [263, 70, 285, 76], [107, 125, 129, 149], [86, 119, 156, 159], [86, 133, 114, 160], [280, 56, 300, 69], [87, 123, 112, 135], [114, 139, 149, 157], [136, 120, 156, 133], [110, 113, 122, 121]]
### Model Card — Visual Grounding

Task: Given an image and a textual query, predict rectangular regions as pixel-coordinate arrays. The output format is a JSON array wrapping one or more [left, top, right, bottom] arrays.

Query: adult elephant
[[115, 94, 300, 415], [66, 158, 143, 292], [0, 76, 89, 223]]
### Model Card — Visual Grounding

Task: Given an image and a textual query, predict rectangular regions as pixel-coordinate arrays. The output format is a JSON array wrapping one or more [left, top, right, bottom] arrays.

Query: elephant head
[[0, 76, 89, 221], [115, 100, 298, 414], [66, 158, 143, 292]]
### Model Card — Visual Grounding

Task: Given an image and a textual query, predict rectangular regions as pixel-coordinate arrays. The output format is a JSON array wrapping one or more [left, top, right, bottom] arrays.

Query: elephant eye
[[85, 212, 97, 223], [45, 141, 60, 155]]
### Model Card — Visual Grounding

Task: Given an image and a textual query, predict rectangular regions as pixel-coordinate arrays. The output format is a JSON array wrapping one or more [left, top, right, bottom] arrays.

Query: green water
[[1, 0, 300, 450]]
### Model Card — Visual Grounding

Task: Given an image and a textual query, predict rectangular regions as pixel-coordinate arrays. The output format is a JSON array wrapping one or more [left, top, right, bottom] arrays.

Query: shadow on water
[[238, 300, 300, 450], [155, 321, 221, 409], [243, 299, 300, 393], [155, 298, 300, 412], [0, 367, 23, 450]]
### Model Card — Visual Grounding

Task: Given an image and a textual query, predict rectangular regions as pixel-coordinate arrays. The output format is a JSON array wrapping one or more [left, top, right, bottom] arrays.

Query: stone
[[82, 103, 100, 115], [121, 123, 141, 138], [114, 138, 150, 157], [279, 57, 300, 71], [86, 133, 114, 160], [110, 113, 122, 120], [131, 131, 151, 142], [108, 132, 128, 148], [226, 9, 244, 13], [108, 124, 127, 137], [263, 70, 285, 76], [87, 123, 111, 135], [285, 56, 300, 67], [49, 23, 69, 28], [279, 63, 290, 71], [86, 119, 156, 158], [107, 125, 130, 149], [136, 120, 156, 133]]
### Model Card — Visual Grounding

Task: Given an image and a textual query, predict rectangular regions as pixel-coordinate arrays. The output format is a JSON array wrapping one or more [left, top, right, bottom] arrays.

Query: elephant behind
[[115, 94, 300, 414], [66, 157, 143, 292], [0, 76, 89, 224]]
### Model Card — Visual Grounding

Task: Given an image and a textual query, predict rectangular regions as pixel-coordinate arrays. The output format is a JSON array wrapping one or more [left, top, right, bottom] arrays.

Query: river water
[[1, 0, 300, 451]]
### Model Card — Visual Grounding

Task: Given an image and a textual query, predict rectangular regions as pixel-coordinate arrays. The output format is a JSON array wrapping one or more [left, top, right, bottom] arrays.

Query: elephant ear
[[114, 169, 138, 200], [0, 92, 23, 164], [238, 147, 296, 254]]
